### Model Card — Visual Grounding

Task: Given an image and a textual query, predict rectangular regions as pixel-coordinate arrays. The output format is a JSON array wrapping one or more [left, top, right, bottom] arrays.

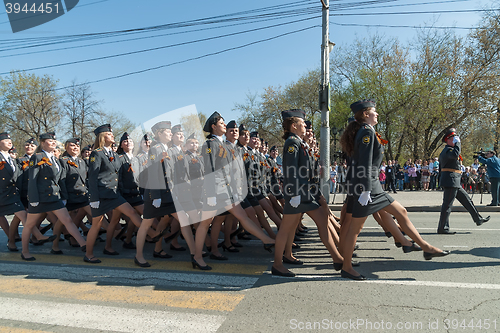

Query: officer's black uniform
[[267, 151, 284, 200], [118, 152, 143, 207], [185, 149, 204, 210], [0, 132, 24, 216], [437, 128, 489, 233]]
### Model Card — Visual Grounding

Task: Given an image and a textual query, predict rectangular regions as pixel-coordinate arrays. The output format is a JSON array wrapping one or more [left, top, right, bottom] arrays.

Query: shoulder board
[[61, 156, 69, 161], [95, 148, 103, 151], [35, 153, 43, 157]]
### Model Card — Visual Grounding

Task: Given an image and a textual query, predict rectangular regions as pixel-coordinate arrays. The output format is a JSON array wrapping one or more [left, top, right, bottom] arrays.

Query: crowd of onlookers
[[329, 158, 491, 194]]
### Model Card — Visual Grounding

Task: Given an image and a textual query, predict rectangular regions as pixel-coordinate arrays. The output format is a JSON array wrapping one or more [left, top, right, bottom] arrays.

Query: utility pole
[[319, 0, 331, 202]]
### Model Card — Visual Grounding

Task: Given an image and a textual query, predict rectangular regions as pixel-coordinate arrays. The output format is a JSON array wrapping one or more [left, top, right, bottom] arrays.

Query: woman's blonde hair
[[93, 132, 107, 149]]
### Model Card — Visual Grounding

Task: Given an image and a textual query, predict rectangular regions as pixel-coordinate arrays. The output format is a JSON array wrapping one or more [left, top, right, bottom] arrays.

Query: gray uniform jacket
[[28, 152, 63, 203], [60, 156, 88, 204], [87, 148, 121, 202], [146, 143, 175, 203], [281, 133, 315, 200], [0, 153, 22, 205], [241, 145, 262, 197], [201, 135, 233, 200], [439, 142, 462, 188]]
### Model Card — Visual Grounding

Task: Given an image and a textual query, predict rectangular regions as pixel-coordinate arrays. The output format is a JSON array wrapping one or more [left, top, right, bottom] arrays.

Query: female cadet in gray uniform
[[86, 125, 145, 264], [51, 138, 91, 254], [339, 99, 449, 280], [0, 132, 30, 252], [191, 112, 275, 271], [271, 110, 344, 277], [21, 132, 87, 261]]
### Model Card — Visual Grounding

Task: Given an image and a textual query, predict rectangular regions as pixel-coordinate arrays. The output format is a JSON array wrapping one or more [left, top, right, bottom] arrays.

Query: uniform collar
[[42, 150, 55, 159], [0, 151, 10, 161]]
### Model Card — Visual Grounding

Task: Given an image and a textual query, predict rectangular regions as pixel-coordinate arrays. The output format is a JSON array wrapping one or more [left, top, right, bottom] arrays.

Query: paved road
[[0, 210, 499, 332]]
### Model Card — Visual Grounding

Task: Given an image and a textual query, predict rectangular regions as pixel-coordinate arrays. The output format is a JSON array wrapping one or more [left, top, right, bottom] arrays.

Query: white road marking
[[0, 297, 225, 333]]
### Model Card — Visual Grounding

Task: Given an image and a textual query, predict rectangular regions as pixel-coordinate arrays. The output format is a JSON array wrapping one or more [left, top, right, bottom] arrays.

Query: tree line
[[235, 9, 500, 166], [0, 72, 135, 151]]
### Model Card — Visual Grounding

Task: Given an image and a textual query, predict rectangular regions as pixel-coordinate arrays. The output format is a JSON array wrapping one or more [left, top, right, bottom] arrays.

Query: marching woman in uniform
[[271, 110, 345, 277], [51, 138, 91, 253], [340, 99, 449, 280], [102, 132, 144, 255], [134, 121, 196, 267], [0, 132, 30, 251], [192, 112, 275, 270], [21, 132, 87, 260], [86, 125, 146, 264]]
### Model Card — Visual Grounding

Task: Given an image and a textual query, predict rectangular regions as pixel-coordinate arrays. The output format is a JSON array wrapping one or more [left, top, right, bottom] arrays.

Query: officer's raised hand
[[453, 136, 460, 144]]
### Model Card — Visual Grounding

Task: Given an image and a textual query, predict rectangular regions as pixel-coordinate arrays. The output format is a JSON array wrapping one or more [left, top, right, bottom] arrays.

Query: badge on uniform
[[29, 160, 34, 167], [150, 155, 156, 160], [362, 136, 370, 144], [206, 148, 212, 154], [90, 157, 96, 163], [288, 146, 295, 154]]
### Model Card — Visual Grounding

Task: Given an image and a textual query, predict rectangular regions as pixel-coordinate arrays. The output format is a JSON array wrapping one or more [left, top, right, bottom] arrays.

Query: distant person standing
[[477, 150, 500, 206], [385, 160, 397, 193], [437, 128, 490, 234]]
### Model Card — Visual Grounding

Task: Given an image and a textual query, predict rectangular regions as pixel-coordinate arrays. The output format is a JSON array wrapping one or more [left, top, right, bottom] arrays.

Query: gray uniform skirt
[[283, 196, 320, 215], [0, 200, 25, 216], [352, 191, 394, 218], [28, 200, 65, 214], [90, 196, 127, 218]]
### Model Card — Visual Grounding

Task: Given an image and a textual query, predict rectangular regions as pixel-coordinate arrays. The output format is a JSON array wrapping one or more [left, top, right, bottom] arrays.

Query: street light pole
[[319, 0, 331, 202]]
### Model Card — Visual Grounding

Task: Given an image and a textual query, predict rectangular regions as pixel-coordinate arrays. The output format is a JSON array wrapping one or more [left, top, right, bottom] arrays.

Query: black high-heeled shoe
[[402, 242, 422, 253], [191, 256, 212, 270], [341, 269, 366, 280], [221, 243, 239, 253], [423, 250, 450, 260], [134, 257, 151, 267], [271, 266, 295, 277], [333, 262, 343, 271], [263, 243, 274, 253], [283, 256, 303, 265], [209, 253, 228, 261]]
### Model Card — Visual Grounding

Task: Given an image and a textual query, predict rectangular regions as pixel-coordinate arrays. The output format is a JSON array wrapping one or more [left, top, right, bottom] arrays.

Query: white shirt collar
[[42, 150, 54, 159], [0, 151, 11, 161]]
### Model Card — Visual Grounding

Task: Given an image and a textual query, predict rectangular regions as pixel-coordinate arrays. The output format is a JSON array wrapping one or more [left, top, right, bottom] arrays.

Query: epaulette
[[35, 153, 43, 157], [95, 148, 103, 151], [61, 156, 69, 161]]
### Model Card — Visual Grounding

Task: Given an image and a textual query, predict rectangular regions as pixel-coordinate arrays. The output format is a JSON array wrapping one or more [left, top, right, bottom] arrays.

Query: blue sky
[[0, 0, 492, 126]]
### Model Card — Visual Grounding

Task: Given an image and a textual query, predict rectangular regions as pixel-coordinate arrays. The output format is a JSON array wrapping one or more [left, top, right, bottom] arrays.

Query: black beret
[[203, 111, 223, 133], [250, 131, 259, 138], [305, 120, 312, 130], [143, 133, 152, 141], [0, 132, 11, 141], [25, 137, 38, 145], [442, 128, 457, 143], [270, 145, 278, 151], [171, 124, 183, 134], [226, 120, 237, 129], [281, 109, 305, 120], [94, 124, 112, 135], [265, 141, 268, 145], [66, 138, 80, 145], [350, 99, 376, 113], [151, 121, 171, 134], [9, 147, 17, 154], [120, 132, 131, 144], [186, 133, 196, 141], [238, 124, 247, 133], [40, 132, 56, 140], [81, 145, 92, 152]]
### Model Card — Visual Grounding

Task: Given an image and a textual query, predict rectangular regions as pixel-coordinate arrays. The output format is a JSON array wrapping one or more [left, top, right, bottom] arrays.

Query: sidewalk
[[327, 189, 500, 212]]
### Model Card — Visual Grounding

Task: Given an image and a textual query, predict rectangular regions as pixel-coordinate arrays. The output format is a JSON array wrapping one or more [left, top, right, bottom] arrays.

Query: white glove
[[30, 202, 39, 207], [233, 194, 239, 202], [207, 197, 216, 206], [358, 191, 372, 206], [290, 195, 300, 208], [453, 136, 460, 144], [62, 200, 67, 206], [152, 199, 161, 208], [90, 201, 100, 209]]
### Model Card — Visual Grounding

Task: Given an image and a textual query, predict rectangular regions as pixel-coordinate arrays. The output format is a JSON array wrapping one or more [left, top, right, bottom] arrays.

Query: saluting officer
[[21, 132, 87, 261], [437, 128, 490, 234]]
